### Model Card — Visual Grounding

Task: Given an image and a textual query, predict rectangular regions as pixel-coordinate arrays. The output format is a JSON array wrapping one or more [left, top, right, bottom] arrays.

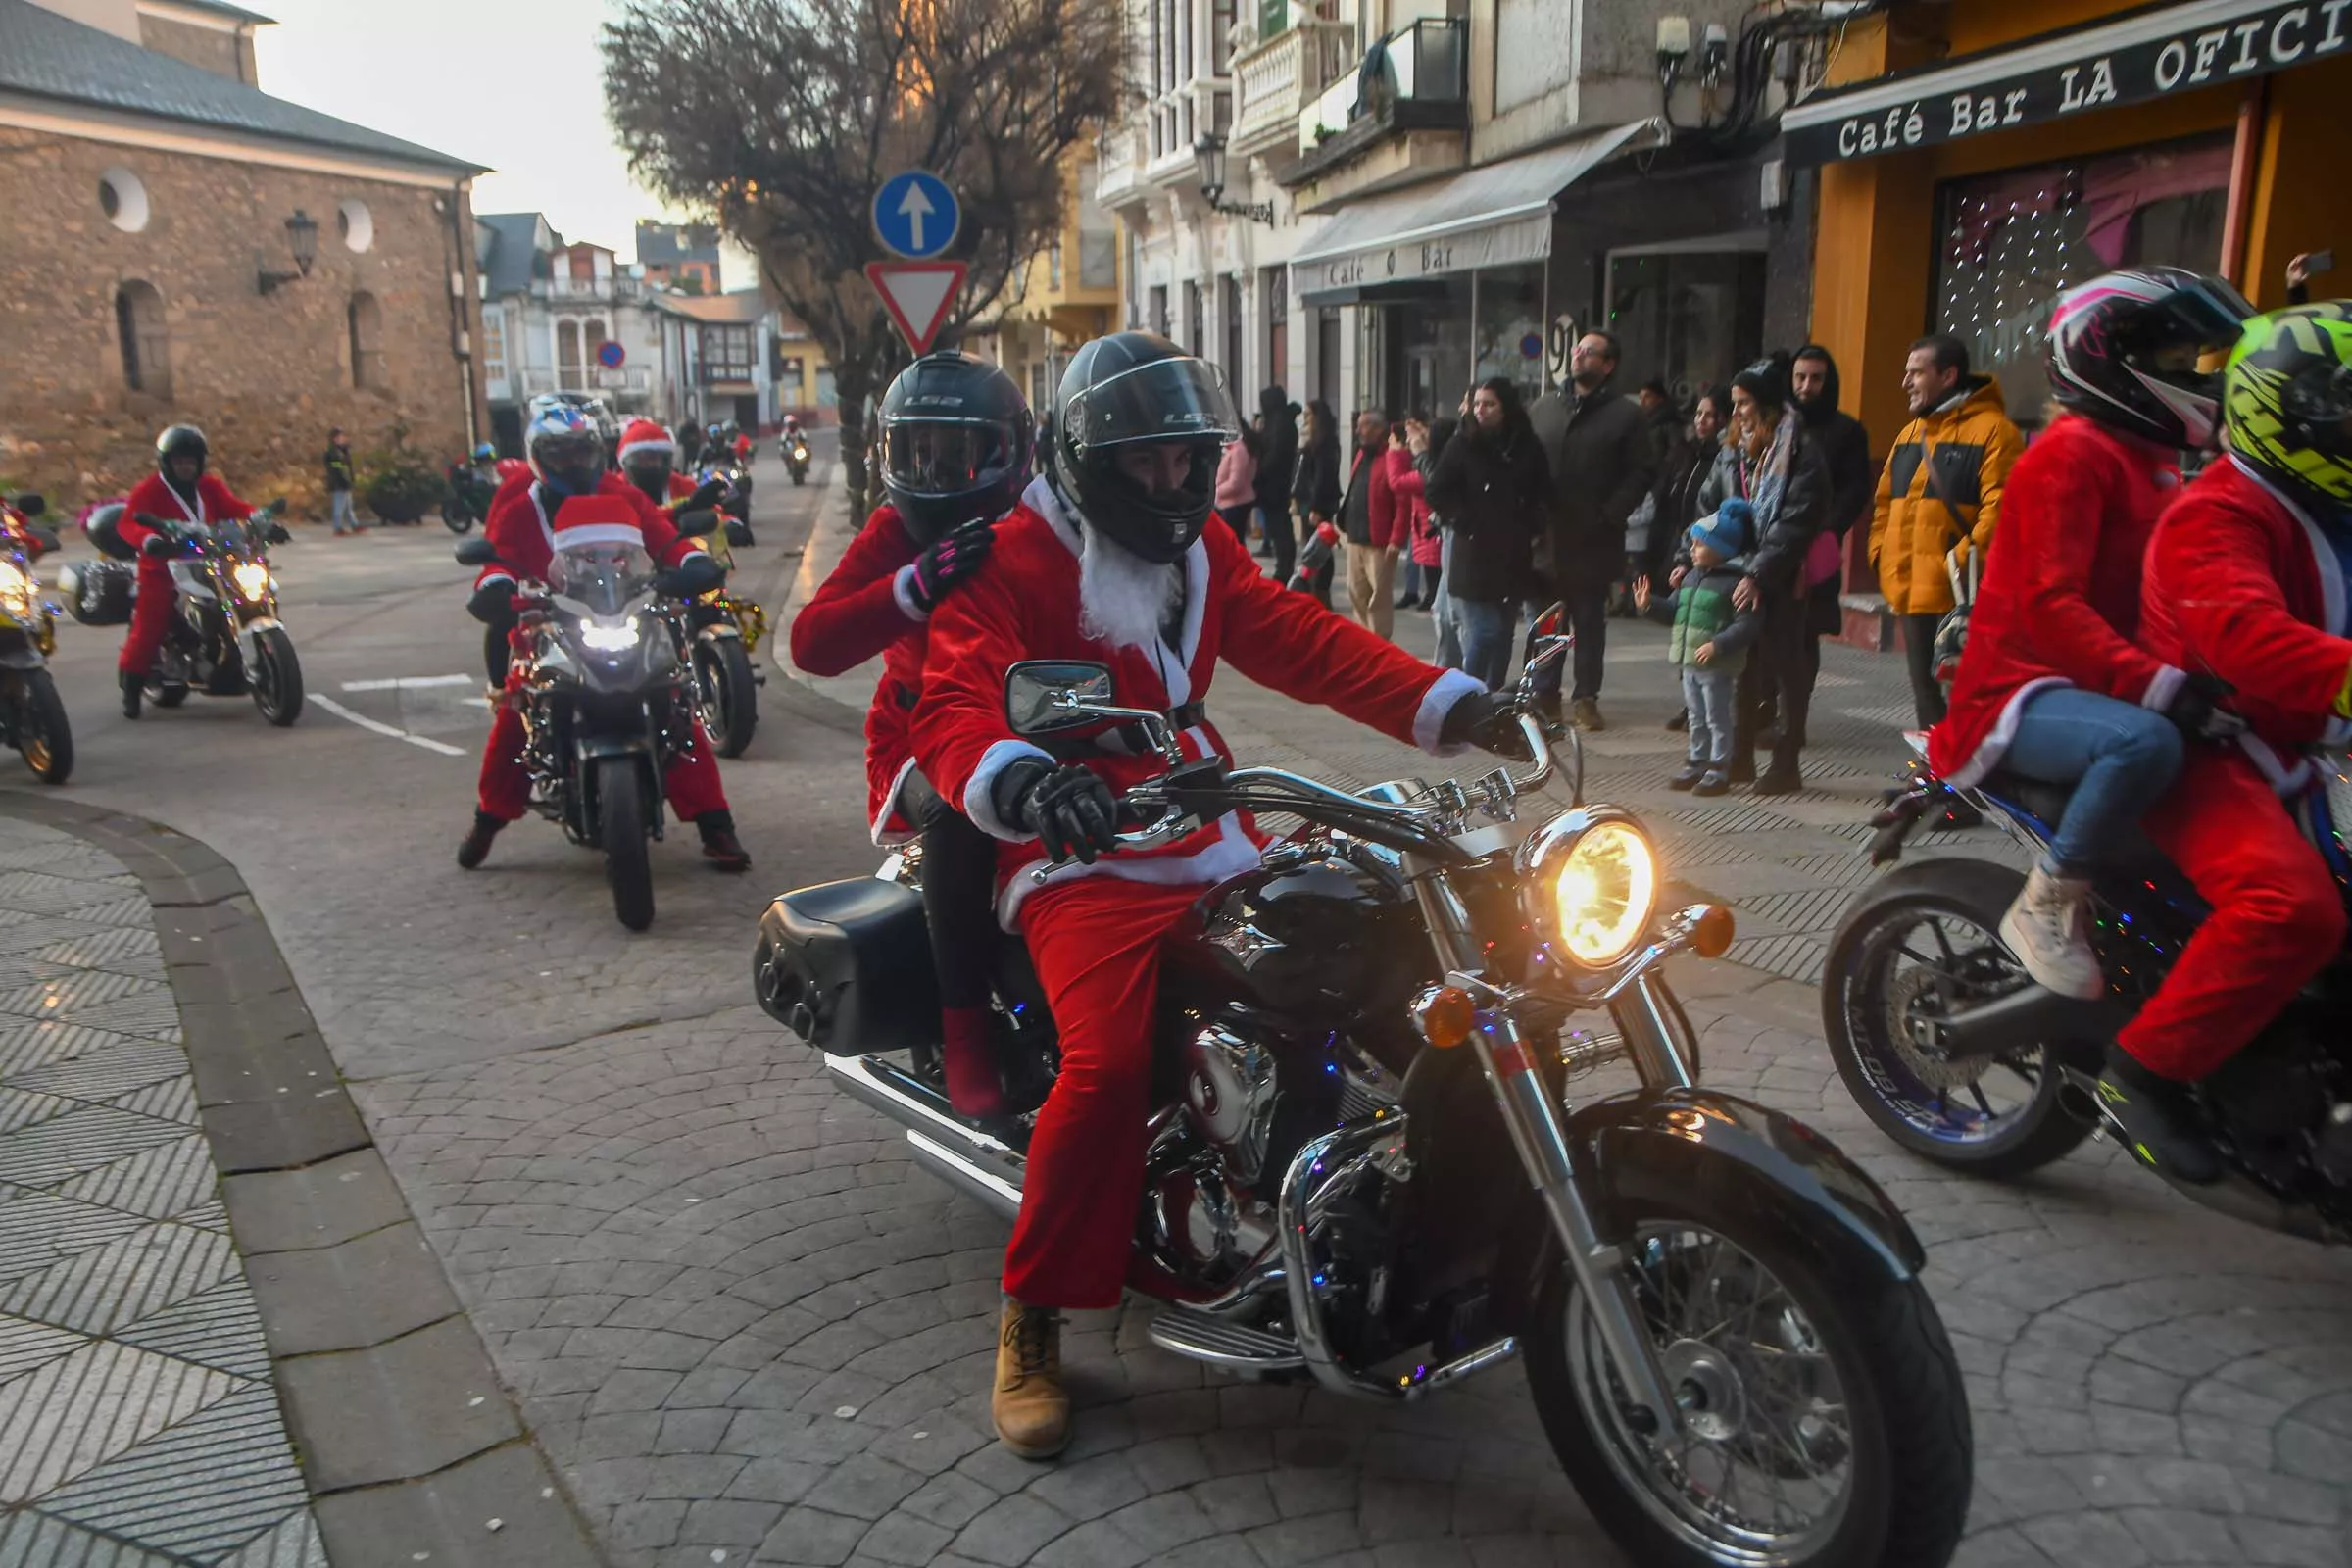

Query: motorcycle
[[443, 462, 498, 534], [697, 460, 754, 542], [755, 619, 1974, 1568], [0, 496, 70, 784], [784, 430, 810, 486], [116, 504, 303, 725], [1826, 742, 2352, 1242], [668, 505, 763, 759]]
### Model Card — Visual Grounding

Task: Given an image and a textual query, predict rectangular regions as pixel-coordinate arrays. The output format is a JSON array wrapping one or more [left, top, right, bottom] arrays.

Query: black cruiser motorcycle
[[756, 623, 1973, 1568]]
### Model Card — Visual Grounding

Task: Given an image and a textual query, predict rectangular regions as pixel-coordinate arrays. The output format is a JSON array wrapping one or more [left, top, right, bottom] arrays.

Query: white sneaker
[[1998, 865, 2105, 1000]]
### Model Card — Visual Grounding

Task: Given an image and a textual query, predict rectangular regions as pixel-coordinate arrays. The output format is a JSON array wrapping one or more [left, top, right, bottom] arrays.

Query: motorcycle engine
[[1182, 1020, 1279, 1185]]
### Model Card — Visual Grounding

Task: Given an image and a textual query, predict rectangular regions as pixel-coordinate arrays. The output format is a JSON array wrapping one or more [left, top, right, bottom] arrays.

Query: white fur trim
[[616, 437, 676, 466], [1939, 675, 2071, 790], [1175, 535, 1209, 670], [871, 756, 920, 847], [892, 564, 929, 621], [1025, 471, 1207, 700], [1027, 474, 1081, 554], [962, 739, 1054, 842], [2139, 665, 2187, 711], [2236, 732, 2316, 796], [1412, 668, 1488, 755], [551, 521, 649, 553], [2233, 455, 2349, 636], [476, 569, 515, 589], [996, 810, 1263, 929]]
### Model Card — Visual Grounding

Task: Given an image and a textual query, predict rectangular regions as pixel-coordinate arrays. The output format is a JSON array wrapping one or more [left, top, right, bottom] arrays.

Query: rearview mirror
[[454, 537, 498, 567], [13, 494, 45, 517], [1004, 661, 1116, 737]]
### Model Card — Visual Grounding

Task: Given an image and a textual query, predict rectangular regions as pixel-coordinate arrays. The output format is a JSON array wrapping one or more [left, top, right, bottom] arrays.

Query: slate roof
[[477, 213, 551, 297], [0, 0, 484, 172], [636, 221, 720, 266]]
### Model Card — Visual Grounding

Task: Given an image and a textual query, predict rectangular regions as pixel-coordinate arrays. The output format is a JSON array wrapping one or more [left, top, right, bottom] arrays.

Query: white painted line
[[339, 674, 475, 692], [310, 695, 466, 757]]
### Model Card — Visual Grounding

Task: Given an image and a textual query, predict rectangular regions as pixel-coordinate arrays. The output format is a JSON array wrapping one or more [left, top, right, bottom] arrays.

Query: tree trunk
[[835, 348, 876, 520]]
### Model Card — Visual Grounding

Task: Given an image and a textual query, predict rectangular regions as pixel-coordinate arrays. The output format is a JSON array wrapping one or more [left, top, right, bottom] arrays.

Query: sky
[[251, 0, 715, 268]]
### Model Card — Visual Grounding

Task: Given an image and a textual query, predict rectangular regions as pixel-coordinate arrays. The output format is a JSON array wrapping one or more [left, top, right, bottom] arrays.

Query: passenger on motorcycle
[[616, 418, 726, 522], [790, 353, 1032, 1121], [117, 426, 258, 719], [1930, 270, 2253, 1001], [909, 332, 1525, 1460], [456, 407, 751, 873], [2110, 302, 2352, 1182]]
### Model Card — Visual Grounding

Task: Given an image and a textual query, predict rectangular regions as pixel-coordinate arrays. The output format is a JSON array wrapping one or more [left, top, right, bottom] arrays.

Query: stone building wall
[[0, 128, 484, 517], [135, 14, 249, 82]]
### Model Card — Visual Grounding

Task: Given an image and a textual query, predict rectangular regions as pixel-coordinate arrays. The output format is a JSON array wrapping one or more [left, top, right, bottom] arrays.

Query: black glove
[[266, 521, 291, 546], [2164, 671, 2246, 743], [139, 529, 173, 558], [673, 507, 720, 537], [466, 580, 515, 625], [655, 554, 724, 598], [1439, 691, 1534, 760], [907, 520, 994, 613], [994, 760, 1120, 865], [685, 477, 727, 512]]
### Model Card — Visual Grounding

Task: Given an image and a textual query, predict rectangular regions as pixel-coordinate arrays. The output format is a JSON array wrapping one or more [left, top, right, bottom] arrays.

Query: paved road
[[7, 440, 2349, 1567]]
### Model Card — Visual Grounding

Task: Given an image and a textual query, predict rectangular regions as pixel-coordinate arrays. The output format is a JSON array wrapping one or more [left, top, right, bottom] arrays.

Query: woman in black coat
[[1253, 386, 1301, 583], [1425, 377, 1550, 691], [1291, 399, 1343, 603]]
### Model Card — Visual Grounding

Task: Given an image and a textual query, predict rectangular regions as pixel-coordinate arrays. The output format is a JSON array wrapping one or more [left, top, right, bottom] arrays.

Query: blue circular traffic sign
[[872, 171, 960, 261], [596, 340, 626, 369]]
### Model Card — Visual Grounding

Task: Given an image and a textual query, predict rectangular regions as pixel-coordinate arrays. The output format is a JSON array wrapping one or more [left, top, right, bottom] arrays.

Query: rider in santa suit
[[790, 353, 1031, 1119], [909, 333, 1526, 1459], [455, 406, 750, 872], [117, 426, 266, 719], [2117, 302, 2352, 1182]]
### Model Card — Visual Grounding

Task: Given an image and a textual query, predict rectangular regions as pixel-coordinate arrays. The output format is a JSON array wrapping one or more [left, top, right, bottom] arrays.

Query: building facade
[[972, 148, 1124, 414], [474, 215, 664, 454], [653, 292, 783, 437], [0, 0, 488, 509], [636, 220, 723, 296]]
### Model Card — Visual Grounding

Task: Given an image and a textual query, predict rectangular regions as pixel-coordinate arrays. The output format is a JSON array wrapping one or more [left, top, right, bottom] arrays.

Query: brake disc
[[1884, 967, 1989, 1092]]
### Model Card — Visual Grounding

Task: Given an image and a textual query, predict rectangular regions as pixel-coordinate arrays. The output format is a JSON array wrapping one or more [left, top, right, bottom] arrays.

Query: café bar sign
[[1783, 0, 2350, 166], [1304, 213, 1549, 295]]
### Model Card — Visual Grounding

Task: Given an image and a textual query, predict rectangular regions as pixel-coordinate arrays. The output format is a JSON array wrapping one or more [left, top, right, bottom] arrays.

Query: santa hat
[[549, 494, 644, 553], [615, 418, 675, 467]]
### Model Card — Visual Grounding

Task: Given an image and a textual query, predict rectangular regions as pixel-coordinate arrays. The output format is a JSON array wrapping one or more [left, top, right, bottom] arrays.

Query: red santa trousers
[[1003, 875, 1205, 1309], [2117, 750, 2347, 1080], [118, 563, 179, 675], [474, 694, 727, 823]]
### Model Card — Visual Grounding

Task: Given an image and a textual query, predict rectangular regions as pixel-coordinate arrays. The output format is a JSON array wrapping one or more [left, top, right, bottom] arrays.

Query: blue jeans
[[329, 490, 357, 533], [1998, 685, 2185, 876], [1683, 664, 1739, 767], [1455, 597, 1516, 691], [1431, 532, 1462, 671]]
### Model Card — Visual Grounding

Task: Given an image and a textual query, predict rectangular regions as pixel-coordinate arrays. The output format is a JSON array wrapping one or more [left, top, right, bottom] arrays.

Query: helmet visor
[[883, 420, 1015, 497], [1060, 357, 1240, 453], [2143, 276, 2257, 361]]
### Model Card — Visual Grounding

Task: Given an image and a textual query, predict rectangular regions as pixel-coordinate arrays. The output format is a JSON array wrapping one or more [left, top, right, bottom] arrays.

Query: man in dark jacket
[[1339, 411, 1397, 638], [1254, 386, 1300, 584], [323, 428, 357, 536], [1526, 332, 1655, 728], [1780, 345, 1873, 748]]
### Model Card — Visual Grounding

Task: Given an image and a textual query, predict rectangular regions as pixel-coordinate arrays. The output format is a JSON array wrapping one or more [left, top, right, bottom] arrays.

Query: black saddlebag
[[59, 560, 134, 627], [754, 878, 941, 1055]]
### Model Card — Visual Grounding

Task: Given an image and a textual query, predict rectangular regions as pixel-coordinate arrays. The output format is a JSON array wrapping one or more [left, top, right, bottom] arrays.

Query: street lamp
[[1193, 134, 1275, 225], [258, 209, 320, 296]]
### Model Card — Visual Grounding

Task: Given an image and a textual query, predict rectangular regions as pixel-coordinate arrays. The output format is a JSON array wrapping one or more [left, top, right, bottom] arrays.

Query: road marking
[[339, 674, 475, 691], [310, 695, 466, 756]]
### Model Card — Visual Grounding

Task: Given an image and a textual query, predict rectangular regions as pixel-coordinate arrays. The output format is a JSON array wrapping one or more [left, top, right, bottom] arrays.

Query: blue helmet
[[472, 442, 496, 463], [525, 405, 602, 496]]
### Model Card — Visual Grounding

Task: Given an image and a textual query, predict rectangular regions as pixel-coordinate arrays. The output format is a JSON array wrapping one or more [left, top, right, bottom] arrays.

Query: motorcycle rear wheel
[[442, 501, 475, 535], [16, 668, 72, 785], [697, 641, 759, 759], [598, 757, 656, 932], [248, 628, 305, 727], [145, 678, 189, 709]]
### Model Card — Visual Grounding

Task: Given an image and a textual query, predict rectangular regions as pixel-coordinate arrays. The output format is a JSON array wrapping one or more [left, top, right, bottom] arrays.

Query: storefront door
[[1604, 247, 1766, 407]]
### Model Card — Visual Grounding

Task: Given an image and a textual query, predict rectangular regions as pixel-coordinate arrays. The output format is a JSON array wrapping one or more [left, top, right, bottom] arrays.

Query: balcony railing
[[1146, 82, 1232, 190], [531, 275, 648, 303], [1096, 125, 1144, 208], [1297, 17, 1465, 157], [1230, 20, 1354, 159], [518, 367, 652, 397]]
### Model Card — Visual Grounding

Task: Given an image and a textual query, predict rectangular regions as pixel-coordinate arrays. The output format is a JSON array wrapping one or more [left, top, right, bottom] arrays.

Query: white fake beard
[[1077, 524, 1183, 654]]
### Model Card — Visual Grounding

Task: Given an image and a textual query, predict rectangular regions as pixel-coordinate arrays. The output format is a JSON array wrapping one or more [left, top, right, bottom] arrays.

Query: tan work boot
[[992, 1300, 1069, 1459], [1570, 697, 1605, 732]]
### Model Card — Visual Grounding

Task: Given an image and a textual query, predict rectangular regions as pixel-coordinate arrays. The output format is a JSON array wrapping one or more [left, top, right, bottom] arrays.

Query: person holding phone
[[2287, 251, 2334, 307]]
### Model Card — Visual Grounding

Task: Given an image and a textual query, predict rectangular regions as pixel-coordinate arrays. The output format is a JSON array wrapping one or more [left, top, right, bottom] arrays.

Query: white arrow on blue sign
[[872, 171, 960, 261]]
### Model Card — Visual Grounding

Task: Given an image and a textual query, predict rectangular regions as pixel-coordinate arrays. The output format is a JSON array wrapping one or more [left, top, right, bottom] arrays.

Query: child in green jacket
[[1638, 500, 1760, 796]]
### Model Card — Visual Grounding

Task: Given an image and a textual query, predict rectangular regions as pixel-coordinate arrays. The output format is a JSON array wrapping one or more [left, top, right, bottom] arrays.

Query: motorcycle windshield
[[547, 542, 653, 616]]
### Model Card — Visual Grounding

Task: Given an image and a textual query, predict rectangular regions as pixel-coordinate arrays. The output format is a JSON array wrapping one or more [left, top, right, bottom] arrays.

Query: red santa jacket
[[119, 473, 254, 560], [1386, 446, 1439, 567], [789, 505, 935, 845], [1341, 445, 1399, 549], [1930, 415, 2183, 786], [912, 476, 1484, 927], [473, 475, 704, 596], [2139, 455, 2352, 791]]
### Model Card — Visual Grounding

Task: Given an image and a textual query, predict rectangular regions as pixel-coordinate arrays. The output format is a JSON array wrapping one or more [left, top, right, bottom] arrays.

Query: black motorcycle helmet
[[878, 351, 1036, 544], [1049, 333, 1238, 564], [156, 424, 208, 490]]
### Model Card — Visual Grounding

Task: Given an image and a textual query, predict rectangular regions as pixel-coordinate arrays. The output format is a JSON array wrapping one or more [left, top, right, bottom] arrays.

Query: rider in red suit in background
[[790, 353, 1031, 1119], [117, 426, 255, 719], [455, 407, 751, 873], [2118, 302, 2352, 1183], [910, 333, 1522, 1460]]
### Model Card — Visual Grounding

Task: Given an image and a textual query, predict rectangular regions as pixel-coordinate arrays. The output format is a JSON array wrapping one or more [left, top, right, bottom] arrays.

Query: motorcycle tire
[[598, 757, 656, 932], [1823, 858, 2091, 1179], [248, 627, 305, 727], [1526, 1187, 1971, 1568], [442, 502, 475, 535], [16, 668, 73, 786], [146, 679, 189, 710], [698, 640, 759, 759], [789, 469, 806, 487]]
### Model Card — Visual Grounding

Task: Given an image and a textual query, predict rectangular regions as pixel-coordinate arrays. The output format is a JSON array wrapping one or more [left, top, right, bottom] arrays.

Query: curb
[[0, 794, 607, 1568]]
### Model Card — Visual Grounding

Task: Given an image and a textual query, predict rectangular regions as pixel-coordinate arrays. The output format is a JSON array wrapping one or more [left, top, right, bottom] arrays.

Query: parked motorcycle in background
[[0, 495, 70, 783], [756, 616, 1974, 1568], [443, 458, 498, 535]]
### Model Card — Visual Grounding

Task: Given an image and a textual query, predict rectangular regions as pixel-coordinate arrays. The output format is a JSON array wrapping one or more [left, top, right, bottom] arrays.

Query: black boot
[[120, 670, 142, 720], [456, 811, 504, 870], [698, 809, 751, 872], [2097, 1045, 2221, 1185]]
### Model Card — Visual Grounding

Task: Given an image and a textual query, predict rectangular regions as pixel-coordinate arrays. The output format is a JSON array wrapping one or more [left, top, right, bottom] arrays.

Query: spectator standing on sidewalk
[[1339, 411, 1399, 637], [1637, 378, 1683, 461], [1639, 385, 1732, 735], [1784, 345, 1875, 749], [1213, 421, 1258, 553], [323, 427, 357, 536], [1388, 420, 1437, 611], [1528, 330, 1656, 730], [1411, 416, 1464, 669], [1294, 399, 1343, 605], [1427, 379, 1549, 691], [1869, 333, 2024, 727], [1253, 388, 1300, 580], [1639, 500, 1761, 797]]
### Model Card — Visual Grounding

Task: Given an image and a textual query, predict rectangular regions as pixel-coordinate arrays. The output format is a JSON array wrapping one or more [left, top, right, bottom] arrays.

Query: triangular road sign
[[865, 262, 966, 355]]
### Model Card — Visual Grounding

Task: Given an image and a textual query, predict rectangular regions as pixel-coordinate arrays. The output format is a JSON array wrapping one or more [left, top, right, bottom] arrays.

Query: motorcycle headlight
[[230, 562, 272, 601], [1518, 810, 1658, 969], [578, 616, 641, 653]]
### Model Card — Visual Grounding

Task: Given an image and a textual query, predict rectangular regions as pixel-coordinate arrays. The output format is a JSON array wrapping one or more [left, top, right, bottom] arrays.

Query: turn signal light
[[1413, 986, 1477, 1050], [1691, 904, 1736, 958]]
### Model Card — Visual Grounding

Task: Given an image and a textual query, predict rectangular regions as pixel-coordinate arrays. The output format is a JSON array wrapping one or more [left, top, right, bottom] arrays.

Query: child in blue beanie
[[1638, 499, 1763, 795]]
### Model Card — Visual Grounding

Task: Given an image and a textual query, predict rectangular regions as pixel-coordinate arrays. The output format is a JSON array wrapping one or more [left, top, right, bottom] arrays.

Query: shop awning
[[1297, 279, 1452, 309], [1781, 0, 2347, 168], [1289, 121, 1655, 300]]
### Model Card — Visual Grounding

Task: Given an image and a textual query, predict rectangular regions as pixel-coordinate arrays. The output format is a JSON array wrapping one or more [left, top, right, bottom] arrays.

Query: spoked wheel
[[695, 640, 758, 758], [1529, 1206, 1971, 1568], [16, 669, 73, 785], [248, 628, 305, 726], [597, 756, 656, 932], [1824, 859, 2091, 1177]]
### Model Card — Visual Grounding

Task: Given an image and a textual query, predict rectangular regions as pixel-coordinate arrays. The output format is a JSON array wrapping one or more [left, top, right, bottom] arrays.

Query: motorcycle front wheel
[[697, 641, 759, 759], [1527, 1196, 1971, 1568], [597, 757, 656, 932], [248, 628, 305, 726], [442, 501, 475, 535], [16, 668, 72, 785], [145, 678, 189, 710]]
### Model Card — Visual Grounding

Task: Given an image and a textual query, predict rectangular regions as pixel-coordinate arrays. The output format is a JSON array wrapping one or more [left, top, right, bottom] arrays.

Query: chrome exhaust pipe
[[825, 1054, 1027, 1215]]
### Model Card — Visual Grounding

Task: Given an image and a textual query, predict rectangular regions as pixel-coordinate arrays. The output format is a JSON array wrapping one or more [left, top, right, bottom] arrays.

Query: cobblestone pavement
[[0, 814, 324, 1566], [13, 454, 2351, 1567]]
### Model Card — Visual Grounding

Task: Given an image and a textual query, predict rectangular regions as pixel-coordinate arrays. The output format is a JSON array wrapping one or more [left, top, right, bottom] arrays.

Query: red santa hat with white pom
[[548, 494, 646, 554], [614, 418, 675, 468]]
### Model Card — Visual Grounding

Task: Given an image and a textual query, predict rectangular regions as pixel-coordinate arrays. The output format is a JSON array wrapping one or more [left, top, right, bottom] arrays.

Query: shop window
[[117, 281, 171, 397], [1474, 264, 1547, 405], [1262, 267, 1289, 392], [348, 291, 386, 391], [1935, 135, 2231, 424], [1605, 249, 1768, 408]]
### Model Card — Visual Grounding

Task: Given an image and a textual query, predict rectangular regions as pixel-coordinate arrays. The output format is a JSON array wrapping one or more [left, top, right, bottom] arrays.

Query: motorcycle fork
[[1411, 870, 1682, 1432]]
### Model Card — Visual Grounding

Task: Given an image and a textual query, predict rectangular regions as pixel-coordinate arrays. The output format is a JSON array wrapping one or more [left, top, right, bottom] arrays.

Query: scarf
[[1739, 414, 1798, 541]]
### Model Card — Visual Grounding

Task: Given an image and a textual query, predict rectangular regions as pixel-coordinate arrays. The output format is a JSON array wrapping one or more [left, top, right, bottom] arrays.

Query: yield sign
[[865, 261, 966, 356]]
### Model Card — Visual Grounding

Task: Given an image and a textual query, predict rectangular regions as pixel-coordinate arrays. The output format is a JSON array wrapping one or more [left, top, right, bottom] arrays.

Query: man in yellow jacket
[[1868, 332, 2026, 727]]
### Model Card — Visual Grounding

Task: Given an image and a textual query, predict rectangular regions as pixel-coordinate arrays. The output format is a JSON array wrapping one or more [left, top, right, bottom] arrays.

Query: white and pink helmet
[[2044, 268, 2253, 450]]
